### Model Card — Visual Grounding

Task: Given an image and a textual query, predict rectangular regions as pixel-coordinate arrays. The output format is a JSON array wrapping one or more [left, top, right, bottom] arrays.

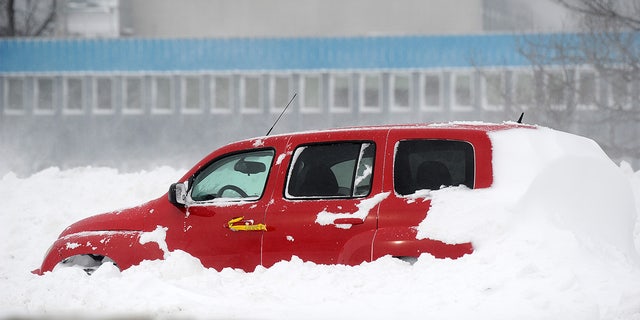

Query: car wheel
[[54, 254, 118, 275], [394, 256, 418, 265]]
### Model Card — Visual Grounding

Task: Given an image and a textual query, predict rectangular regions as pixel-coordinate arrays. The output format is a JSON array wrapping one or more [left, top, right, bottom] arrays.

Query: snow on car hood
[[59, 198, 165, 237], [417, 126, 639, 261]]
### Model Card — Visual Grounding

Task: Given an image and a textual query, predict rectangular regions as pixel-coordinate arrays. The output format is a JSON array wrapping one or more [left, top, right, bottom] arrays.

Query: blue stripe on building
[[0, 34, 534, 73]]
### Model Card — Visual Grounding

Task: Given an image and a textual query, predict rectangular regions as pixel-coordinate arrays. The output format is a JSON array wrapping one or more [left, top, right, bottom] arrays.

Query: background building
[[58, 0, 568, 38], [2, 0, 637, 175]]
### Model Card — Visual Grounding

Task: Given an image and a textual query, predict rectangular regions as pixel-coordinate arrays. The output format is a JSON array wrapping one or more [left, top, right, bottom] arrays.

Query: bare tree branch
[[555, 0, 640, 30], [0, 0, 55, 37], [32, 0, 56, 36], [2, 0, 17, 36], [518, 0, 640, 161], [23, 0, 36, 36]]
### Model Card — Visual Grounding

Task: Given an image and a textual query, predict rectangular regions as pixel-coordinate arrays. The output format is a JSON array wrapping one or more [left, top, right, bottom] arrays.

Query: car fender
[[34, 230, 165, 275]]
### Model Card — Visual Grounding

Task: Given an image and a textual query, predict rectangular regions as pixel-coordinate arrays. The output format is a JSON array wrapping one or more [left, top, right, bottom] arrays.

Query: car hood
[[59, 197, 170, 238]]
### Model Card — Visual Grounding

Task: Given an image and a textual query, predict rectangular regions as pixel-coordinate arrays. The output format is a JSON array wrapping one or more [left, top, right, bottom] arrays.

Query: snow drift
[[1, 125, 640, 319]]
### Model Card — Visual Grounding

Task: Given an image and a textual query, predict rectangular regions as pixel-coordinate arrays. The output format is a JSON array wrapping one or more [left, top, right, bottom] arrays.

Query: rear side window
[[394, 140, 474, 195], [286, 142, 375, 198]]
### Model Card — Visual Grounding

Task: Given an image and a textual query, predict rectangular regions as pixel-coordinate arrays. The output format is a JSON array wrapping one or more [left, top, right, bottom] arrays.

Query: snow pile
[[416, 127, 640, 319], [419, 127, 638, 254], [1, 127, 640, 319]]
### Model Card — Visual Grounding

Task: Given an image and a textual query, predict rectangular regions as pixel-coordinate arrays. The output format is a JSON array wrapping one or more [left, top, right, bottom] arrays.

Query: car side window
[[190, 149, 275, 201], [394, 140, 474, 195], [286, 142, 375, 198]]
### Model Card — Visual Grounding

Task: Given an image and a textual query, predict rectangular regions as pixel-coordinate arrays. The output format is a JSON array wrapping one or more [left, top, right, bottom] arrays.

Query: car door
[[179, 146, 280, 271], [261, 131, 388, 267], [373, 129, 479, 260]]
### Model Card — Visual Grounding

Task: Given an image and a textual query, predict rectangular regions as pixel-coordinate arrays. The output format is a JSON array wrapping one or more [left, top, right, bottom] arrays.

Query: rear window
[[394, 140, 474, 195]]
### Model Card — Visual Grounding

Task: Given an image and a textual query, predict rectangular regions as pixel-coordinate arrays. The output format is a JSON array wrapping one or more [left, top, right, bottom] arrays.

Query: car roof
[[249, 121, 536, 142], [185, 121, 537, 181]]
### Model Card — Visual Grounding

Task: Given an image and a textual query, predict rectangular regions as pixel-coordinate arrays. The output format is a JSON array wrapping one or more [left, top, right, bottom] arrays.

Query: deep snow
[[1, 126, 640, 319]]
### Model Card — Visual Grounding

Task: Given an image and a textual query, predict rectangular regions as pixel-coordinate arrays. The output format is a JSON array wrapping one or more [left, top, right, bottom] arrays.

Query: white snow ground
[[2, 127, 640, 320]]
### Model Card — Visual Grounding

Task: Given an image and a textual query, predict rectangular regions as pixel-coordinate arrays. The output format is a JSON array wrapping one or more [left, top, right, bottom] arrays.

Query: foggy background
[[1, 0, 639, 176]]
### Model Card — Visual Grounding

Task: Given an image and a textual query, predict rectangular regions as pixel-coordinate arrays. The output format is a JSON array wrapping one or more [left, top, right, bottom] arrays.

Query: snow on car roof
[[243, 121, 537, 144]]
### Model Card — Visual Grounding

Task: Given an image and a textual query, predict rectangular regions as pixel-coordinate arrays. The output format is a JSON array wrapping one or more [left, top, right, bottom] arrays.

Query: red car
[[34, 122, 530, 274]]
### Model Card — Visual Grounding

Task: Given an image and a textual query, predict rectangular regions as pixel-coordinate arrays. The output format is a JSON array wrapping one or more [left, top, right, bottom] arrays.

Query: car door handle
[[333, 218, 364, 225], [227, 216, 267, 232]]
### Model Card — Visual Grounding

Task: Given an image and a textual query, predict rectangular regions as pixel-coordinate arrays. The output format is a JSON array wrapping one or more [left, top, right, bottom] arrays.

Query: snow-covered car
[[33, 122, 630, 274]]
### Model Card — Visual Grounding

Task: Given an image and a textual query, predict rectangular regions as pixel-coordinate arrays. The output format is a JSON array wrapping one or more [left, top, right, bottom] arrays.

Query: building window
[[64, 76, 84, 114], [36, 77, 55, 114], [123, 76, 144, 114], [271, 74, 291, 113], [241, 75, 262, 113], [301, 74, 321, 112], [94, 77, 114, 113], [361, 73, 381, 112], [452, 72, 473, 110], [5, 77, 25, 114], [514, 71, 534, 108], [182, 75, 202, 113], [546, 71, 566, 108], [391, 73, 411, 110], [331, 74, 351, 112], [483, 71, 505, 110], [211, 75, 232, 113], [152, 76, 172, 113], [422, 73, 442, 110], [609, 71, 630, 109], [577, 70, 597, 109]]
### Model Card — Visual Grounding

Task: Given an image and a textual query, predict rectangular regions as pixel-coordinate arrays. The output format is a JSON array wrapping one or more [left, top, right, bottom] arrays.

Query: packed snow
[[315, 192, 389, 229], [2, 126, 640, 319]]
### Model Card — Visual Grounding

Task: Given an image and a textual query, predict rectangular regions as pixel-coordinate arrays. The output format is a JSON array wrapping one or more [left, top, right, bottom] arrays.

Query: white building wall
[[64, 0, 120, 37], [124, 0, 484, 38]]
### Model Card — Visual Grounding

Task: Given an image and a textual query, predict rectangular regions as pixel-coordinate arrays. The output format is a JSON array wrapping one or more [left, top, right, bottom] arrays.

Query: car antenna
[[516, 112, 525, 124], [266, 92, 297, 136]]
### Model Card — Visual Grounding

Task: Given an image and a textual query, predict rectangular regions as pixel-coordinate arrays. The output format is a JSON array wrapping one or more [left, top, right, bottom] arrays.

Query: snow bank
[[1, 127, 640, 319], [415, 127, 640, 319], [418, 127, 638, 256]]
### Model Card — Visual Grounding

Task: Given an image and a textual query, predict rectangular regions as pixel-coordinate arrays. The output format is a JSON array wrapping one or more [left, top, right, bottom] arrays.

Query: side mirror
[[168, 182, 187, 206]]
